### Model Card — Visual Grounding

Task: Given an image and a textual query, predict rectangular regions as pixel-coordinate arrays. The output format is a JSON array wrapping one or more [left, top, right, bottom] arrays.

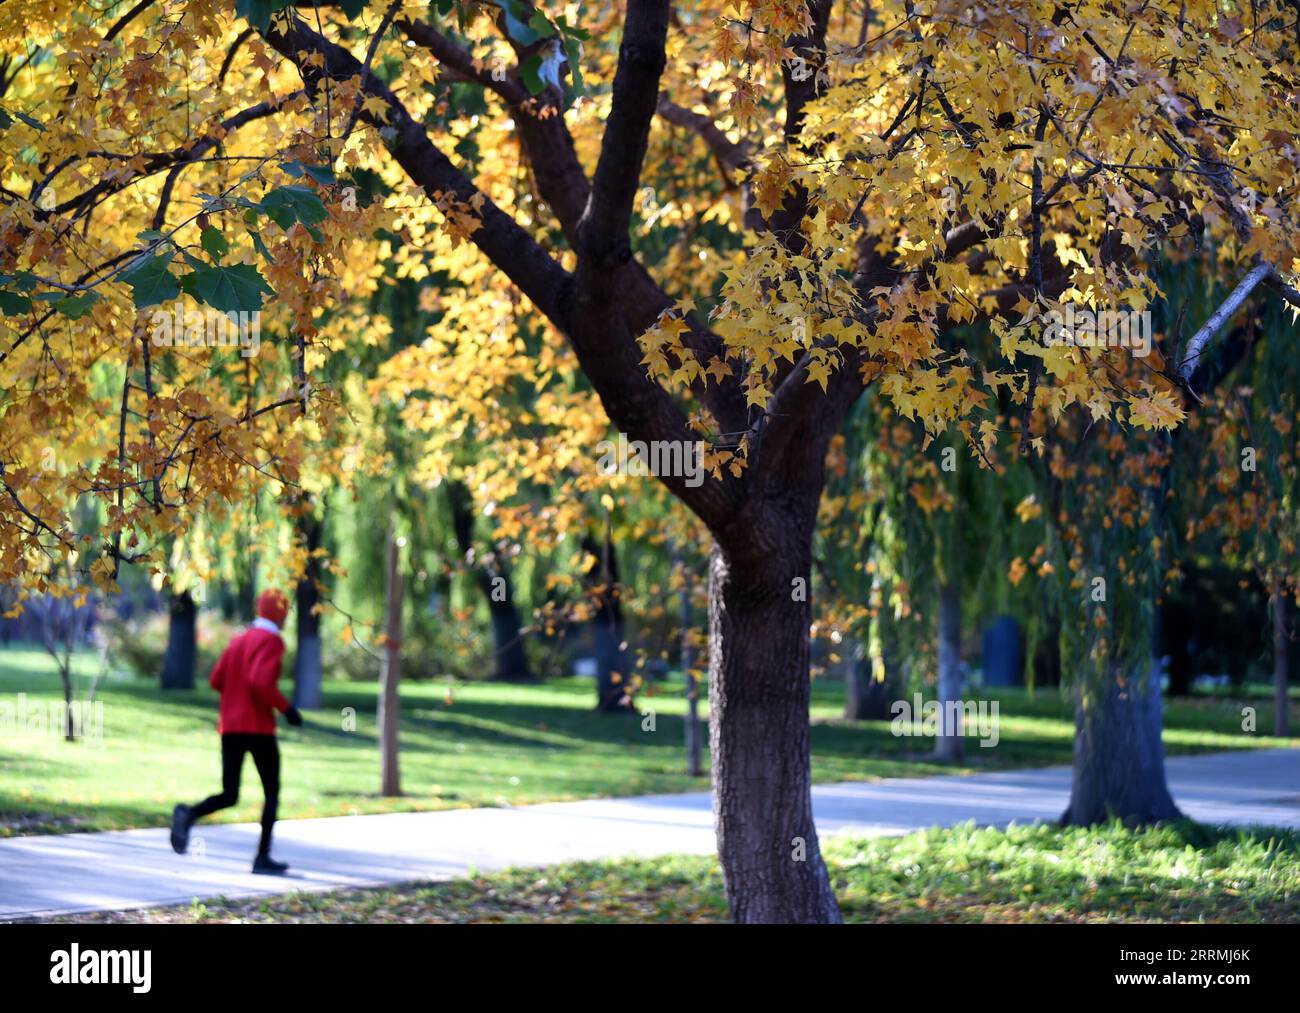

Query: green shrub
[[106, 610, 252, 681], [105, 612, 167, 679]]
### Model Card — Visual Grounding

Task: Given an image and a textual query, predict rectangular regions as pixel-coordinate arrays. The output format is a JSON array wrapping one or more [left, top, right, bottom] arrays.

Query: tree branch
[[1178, 261, 1274, 382], [763, 0, 833, 253], [576, 0, 670, 263], [266, 6, 740, 527], [398, 16, 529, 105], [656, 95, 751, 176], [264, 13, 573, 327], [400, 5, 748, 440]]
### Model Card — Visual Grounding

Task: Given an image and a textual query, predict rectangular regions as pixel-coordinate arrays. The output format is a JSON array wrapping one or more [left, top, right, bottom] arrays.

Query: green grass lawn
[[0, 644, 1293, 836], [46, 820, 1300, 924]]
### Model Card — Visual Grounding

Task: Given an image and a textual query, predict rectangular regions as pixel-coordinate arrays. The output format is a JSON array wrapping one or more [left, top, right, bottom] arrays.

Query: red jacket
[[209, 625, 289, 735]]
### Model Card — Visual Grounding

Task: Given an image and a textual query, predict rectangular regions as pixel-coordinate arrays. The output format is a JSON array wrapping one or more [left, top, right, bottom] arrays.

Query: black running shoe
[[252, 853, 289, 875], [170, 804, 191, 855]]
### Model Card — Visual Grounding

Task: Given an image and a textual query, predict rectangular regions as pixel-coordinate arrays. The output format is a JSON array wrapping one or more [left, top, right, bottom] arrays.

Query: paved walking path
[[3, 748, 1297, 919]]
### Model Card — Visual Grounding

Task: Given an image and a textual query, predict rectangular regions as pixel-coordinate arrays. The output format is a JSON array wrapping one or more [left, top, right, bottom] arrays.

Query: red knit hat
[[256, 589, 289, 627]]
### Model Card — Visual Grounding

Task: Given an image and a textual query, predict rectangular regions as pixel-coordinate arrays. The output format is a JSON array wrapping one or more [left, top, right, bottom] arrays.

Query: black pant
[[190, 734, 280, 856]]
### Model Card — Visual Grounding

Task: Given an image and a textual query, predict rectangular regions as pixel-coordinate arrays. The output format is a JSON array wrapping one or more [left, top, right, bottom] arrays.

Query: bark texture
[[1062, 665, 1182, 825], [378, 526, 404, 797], [708, 520, 841, 924]]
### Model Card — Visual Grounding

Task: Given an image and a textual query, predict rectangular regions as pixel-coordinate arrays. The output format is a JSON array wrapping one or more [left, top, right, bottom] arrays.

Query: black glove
[[285, 706, 303, 727]]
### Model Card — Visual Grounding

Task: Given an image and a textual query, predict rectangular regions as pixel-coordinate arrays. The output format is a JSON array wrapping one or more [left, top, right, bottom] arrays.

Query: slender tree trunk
[[294, 509, 324, 709], [1272, 574, 1290, 738], [1062, 662, 1182, 824], [236, 540, 257, 622], [160, 590, 197, 690], [934, 581, 964, 761], [41, 596, 78, 741], [378, 526, 404, 797], [709, 533, 841, 924], [843, 651, 868, 720], [60, 656, 75, 741]]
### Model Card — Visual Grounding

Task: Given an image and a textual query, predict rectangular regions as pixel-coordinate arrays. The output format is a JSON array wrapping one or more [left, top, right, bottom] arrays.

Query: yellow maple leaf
[[360, 95, 391, 122]]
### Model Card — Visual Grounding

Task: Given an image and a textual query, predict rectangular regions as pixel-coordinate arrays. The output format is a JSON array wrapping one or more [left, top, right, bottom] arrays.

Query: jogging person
[[170, 588, 302, 874]]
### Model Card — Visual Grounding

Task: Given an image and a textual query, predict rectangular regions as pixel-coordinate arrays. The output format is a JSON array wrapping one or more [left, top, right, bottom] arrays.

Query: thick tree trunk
[[1031, 613, 1062, 688], [1161, 593, 1194, 696], [842, 639, 895, 721], [483, 577, 533, 681], [448, 482, 534, 681], [1272, 576, 1290, 738], [378, 527, 404, 797], [160, 590, 197, 690], [709, 537, 842, 924], [592, 604, 628, 711], [1062, 664, 1182, 824], [585, 530, 630, 713], [934, 581, 963, 761], [293, 510, 324, 710]]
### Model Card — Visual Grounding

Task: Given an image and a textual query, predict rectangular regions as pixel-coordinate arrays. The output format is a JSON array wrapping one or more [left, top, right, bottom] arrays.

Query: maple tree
[[3, 0, 1299, 922]]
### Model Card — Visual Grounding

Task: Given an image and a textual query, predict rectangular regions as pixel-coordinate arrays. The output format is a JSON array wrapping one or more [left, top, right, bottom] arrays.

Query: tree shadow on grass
[[1156, 819, 1300, 853], [0, 748, 92, 778], [809, 717, 1069, 772], [0, 791, 171, 836], [388, 692, 667, 752]]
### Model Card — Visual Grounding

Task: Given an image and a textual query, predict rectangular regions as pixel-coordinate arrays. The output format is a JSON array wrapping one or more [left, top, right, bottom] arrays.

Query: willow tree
[[1177, 292, 1300, 739], [3, 0, 1299, 922]]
